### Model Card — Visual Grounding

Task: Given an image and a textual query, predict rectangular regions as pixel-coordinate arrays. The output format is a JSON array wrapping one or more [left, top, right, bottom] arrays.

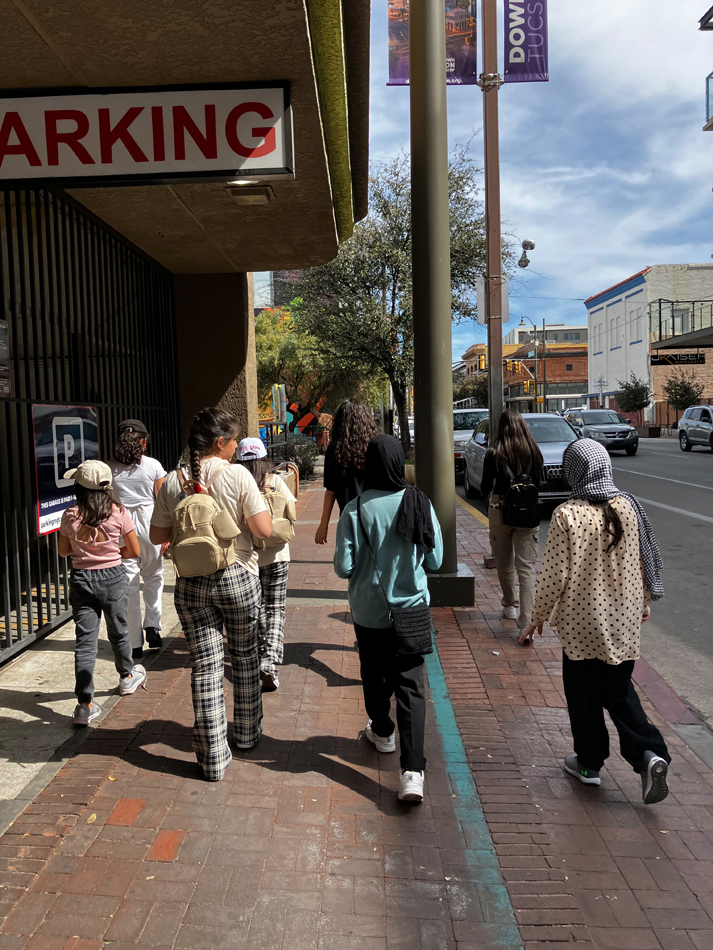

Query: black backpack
[[501, 464, 541, 529]]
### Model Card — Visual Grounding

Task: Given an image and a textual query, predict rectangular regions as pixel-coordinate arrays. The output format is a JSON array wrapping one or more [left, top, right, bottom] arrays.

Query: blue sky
[[259, 0, 713, 361]]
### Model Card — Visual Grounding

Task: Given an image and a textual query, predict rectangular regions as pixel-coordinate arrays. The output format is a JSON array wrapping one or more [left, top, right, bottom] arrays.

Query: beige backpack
[[169, 466, 241, 577], [254, 476, 296, 551]]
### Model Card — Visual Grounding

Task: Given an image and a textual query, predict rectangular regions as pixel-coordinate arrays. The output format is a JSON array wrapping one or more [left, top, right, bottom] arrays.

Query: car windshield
[[582, 411, 624, 425], [454, 411, 486, 430], [524, 417, 577, 444]]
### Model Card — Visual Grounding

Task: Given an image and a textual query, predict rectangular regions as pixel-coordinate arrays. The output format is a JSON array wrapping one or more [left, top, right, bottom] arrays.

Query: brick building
[[504, 342, 589, 412]]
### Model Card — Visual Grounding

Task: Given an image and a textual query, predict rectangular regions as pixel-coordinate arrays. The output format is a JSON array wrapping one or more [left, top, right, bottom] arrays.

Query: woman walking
[[58, 460, 146, 726], [110, 419, 166, 659], [236, 437, 296, 692], [481, 410, 543, 635], [334, 435, 443, 803], [519, 439, 670, 804], [315, 400, 378, 545], [150, 409, 272, 781]]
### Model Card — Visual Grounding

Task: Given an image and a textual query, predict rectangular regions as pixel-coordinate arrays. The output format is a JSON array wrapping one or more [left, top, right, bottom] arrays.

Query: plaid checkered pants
[[258, 561, 289, 676], [175, 562, 262, 780]]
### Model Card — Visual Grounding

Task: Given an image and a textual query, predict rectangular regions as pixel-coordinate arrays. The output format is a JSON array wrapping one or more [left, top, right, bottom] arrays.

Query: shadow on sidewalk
[[283, 641, 361, 689]]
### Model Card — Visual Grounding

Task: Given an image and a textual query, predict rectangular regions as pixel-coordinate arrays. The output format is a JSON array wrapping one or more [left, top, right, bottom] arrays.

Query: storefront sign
[[32, 405, 98, 535], [388, 0, 479, 85], [0, 83, 293, 185], [651, 354, 706, 365], [0, 320, 9, 396], [504, 0, 549, 83]]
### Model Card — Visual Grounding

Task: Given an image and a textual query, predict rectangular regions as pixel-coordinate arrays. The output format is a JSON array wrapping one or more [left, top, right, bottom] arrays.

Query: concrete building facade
[[585, 264, 713, 423]]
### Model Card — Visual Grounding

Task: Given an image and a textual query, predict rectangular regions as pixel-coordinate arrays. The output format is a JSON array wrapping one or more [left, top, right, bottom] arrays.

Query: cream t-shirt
[[256, 472, 296, 568], [151, 458, 268, 576]]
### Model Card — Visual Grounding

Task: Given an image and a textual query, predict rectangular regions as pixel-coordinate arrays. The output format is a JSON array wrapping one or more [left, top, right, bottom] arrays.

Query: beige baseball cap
[[64, 459, 113, 490]]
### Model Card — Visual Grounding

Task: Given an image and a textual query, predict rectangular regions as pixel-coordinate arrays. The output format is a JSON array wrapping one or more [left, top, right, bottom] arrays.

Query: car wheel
[[625, 445, 637, 456], [680, 432, 692, 452], [464, 466, 478, 499]]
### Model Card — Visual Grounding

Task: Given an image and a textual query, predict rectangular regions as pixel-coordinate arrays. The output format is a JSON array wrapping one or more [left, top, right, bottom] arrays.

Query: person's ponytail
[[186, 407, 240, 488]]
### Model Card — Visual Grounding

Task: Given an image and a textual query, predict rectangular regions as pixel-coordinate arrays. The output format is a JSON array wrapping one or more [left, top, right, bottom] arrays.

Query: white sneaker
[[502, 606, 518, 620], [398, 770, 424, 802], [365, 720, 396, 753], [119, 664, 147, 696]]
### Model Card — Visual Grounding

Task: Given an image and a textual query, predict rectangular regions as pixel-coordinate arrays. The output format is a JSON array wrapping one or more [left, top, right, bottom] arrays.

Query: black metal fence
[[0, 188, 180, 664]]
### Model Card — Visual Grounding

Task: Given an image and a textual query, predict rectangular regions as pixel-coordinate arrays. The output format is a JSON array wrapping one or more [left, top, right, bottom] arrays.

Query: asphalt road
[[457, 437, 713, 725]]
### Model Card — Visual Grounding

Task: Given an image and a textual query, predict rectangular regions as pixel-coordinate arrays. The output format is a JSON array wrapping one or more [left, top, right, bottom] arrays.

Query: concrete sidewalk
[[1, 483, 712, 950]]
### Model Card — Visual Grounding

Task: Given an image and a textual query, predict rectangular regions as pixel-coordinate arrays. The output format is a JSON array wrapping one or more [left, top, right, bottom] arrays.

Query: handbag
[[356, 497, 433, 656]]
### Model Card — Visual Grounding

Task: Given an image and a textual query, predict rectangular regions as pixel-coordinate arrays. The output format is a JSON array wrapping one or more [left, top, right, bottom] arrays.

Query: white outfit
[[256, 473, 296, 568], [110, 455, 167, 649]]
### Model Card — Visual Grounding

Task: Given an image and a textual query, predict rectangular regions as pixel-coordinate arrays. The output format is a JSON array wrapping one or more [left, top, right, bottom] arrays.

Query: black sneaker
[[564, 754, 601, 786], [145, 628, 163, 650], [641, 751, 669, 805], [132, 646, 144, 661]]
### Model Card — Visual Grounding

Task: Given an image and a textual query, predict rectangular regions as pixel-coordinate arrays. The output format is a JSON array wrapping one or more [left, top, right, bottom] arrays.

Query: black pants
[[354, 622, 426, 772], [562, 652, 670, 774]]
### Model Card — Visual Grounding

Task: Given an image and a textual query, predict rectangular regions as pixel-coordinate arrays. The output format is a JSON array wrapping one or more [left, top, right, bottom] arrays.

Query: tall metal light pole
[[410, 0, 457, 576], [542, 318, 548, 411], [518, 316, 538, 409], [480, 0, 505, 441]]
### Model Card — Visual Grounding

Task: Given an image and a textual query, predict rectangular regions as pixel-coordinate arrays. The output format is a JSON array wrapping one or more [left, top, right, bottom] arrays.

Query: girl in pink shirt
[[58, 460, 147, 727]]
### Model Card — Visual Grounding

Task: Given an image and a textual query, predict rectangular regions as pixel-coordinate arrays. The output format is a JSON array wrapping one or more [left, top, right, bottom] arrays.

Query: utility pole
[[410, 0, 457, 576], [480, 0, 505, 441], [542, 318, 547, 411]]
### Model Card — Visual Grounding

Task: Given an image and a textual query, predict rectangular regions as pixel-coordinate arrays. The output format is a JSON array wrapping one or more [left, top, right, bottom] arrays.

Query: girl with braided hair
[[150, 408, 272, 781], [520, 439, 670, 805]]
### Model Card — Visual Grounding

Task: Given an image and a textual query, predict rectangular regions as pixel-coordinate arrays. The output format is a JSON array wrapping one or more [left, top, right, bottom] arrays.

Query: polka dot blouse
[[532, 496, 650, 665]]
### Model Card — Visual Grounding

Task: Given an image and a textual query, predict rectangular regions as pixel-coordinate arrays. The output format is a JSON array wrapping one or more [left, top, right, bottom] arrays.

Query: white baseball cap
[[238, 437, 267, 460], [64, 459, 113, 489]]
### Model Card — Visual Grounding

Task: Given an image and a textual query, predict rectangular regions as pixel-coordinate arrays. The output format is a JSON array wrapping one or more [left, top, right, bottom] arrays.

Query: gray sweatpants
[[71, 565, 134, 704], [488, 494, 539, 631]]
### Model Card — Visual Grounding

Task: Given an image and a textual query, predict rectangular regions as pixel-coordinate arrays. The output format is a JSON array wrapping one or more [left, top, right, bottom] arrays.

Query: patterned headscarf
[[562, 439, 664, 601]]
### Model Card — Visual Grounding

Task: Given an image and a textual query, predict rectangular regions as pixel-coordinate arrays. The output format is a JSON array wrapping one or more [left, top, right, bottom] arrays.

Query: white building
[[584, 264, 713, 419], [503, 322, 588, 346]]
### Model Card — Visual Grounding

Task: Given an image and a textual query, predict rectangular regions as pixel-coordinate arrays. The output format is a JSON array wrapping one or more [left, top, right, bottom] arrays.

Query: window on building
[[564, 332, 580, 340], [518, 332, 527, 342], [565, 364, 573, 371]]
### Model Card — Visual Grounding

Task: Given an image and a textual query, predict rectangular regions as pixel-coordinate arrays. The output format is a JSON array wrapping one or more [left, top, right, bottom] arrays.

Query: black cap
[[119, 418, 148, 436]]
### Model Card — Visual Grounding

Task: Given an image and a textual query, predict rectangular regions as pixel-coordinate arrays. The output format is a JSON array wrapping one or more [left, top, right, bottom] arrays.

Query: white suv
[[678, 406, 713, 452]]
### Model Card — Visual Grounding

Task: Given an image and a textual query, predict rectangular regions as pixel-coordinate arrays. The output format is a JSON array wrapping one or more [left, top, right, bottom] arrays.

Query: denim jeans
[[70, 565, 134, 704]]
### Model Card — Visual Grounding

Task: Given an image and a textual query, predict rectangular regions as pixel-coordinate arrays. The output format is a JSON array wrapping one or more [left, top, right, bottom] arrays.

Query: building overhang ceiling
[[0, 0, 370, 274]]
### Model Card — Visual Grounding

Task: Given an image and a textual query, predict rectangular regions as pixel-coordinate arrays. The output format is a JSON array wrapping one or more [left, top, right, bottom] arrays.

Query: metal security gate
[[0, 188, 180, 664]]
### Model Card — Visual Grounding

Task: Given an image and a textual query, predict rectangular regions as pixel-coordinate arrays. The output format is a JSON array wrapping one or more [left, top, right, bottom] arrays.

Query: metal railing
[[0, 188, 180, 664], [649, 298, 713, 345]]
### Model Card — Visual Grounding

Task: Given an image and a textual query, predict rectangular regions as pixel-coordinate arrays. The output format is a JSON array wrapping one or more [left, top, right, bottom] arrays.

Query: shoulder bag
[[356, 497, 433, 656]]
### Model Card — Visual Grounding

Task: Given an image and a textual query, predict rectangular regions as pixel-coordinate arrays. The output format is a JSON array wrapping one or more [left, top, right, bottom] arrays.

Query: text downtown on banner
[[386, 0, 548, 86]]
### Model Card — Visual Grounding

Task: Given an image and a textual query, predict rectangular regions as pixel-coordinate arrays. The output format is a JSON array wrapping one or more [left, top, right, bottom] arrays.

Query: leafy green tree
[[255, 305, 385, 421], [662, 369, 705, 416], [454, 372, 488, 407], [294, 148, 498, 449], [615, 372, 652, 425]]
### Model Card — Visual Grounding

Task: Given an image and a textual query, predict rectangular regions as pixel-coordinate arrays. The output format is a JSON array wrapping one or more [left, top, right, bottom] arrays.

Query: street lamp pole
[[480, 0, 505, 441], [542, 317, 548, 411], [518, 316, 538, 410]]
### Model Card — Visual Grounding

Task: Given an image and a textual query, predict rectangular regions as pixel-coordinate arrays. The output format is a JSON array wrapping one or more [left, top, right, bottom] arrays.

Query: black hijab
[[363, 435, 435, 554]]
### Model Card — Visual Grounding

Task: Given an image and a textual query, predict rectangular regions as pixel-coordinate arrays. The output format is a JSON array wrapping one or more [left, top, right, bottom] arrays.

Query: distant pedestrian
[[110, 419, 166, 659], [315, 400, 378, 545], [481, 409, 543, 636], [334, 435, 443, 803], [149, 409, 272, 782], [58, 460, 146, 727], [237, 437, 296, 693], [520, 439, 670, 805]]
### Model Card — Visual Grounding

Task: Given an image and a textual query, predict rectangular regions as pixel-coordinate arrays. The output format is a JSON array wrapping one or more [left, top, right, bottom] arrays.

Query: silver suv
[[678, 406, 713, 452]]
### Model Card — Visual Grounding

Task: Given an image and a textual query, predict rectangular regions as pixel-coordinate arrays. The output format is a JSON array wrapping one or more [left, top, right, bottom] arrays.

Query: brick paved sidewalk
[[1, 485, 712, 950]]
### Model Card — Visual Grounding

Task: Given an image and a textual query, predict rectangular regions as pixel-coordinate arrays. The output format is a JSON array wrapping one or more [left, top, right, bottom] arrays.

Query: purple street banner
[[504, 0, 549, 83], [388, 0, 479, 86]]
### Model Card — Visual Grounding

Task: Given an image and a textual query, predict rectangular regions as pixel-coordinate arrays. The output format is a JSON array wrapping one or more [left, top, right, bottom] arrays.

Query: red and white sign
[[0, 83, 293, 185]]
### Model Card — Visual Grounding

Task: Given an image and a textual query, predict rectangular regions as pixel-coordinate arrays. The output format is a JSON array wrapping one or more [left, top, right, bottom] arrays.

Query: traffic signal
[[505, 360, 512, 372], [515, 361, 521, 373]]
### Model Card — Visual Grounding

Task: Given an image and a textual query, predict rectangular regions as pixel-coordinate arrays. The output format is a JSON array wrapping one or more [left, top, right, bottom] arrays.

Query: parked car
[[453, 407, 488, 479], [678, 406, 713, 451], [463, 412, 577, 502], [563, 409, 639, 456]]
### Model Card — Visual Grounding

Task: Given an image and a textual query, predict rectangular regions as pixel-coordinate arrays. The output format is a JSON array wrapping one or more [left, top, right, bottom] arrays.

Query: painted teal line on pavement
[[426, 644, 524, 948]]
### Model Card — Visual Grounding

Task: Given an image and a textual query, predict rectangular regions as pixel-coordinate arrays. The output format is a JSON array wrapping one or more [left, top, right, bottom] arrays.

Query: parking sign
[[32, 405, 98, 535]]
